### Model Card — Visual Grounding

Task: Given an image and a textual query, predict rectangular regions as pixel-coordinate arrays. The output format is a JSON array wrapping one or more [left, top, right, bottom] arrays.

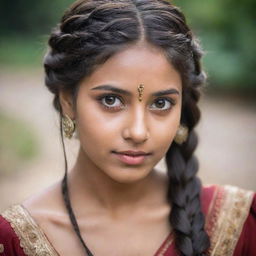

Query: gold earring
[[62, 114, 75, 139], [174, 124, 189, 145]]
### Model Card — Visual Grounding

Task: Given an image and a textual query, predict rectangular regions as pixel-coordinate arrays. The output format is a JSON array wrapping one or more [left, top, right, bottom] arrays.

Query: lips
[[112, 150, 151, 165], [115, 150, 150, 156]]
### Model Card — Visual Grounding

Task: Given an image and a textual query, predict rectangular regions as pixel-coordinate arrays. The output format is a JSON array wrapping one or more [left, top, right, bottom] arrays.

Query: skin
[[23, 42, 182, 256]]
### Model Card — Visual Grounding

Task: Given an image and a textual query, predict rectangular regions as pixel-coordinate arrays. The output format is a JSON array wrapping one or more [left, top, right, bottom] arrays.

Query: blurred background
[[0, 0, 255, 211]]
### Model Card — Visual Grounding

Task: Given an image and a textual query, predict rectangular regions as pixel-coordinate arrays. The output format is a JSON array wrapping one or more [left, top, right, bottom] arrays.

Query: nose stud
[[137, 84, 144, 102]]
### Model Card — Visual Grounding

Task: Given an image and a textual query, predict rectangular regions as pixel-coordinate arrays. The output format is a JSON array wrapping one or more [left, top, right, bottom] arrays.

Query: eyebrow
[[91, 84, 180, 96], [91, 85, 131, 96], [153, 88, 180, 97]]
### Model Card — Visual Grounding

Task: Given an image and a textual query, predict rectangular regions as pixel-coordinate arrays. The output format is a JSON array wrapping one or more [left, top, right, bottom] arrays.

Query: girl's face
[[62, 43, 182, 183]]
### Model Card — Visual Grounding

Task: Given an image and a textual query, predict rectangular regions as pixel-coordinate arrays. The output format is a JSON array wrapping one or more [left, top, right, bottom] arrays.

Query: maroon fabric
[[160, 187, 256, 256], [155, 185, 216, 256], [0, 187, 255, 256], [233, 193, 256, 256], [200, 185, 217, 216], [0, 215, 26, 256]]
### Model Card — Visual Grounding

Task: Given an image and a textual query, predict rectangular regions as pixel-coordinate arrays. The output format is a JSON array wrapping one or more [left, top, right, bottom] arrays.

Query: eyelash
[[151, 98, 174, 112], [96, 94, 175, 112], [96, 94, 125, 110]]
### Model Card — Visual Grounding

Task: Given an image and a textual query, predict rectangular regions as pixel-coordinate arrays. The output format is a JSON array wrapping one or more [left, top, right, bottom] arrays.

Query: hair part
[[44, 0, 210, 255]]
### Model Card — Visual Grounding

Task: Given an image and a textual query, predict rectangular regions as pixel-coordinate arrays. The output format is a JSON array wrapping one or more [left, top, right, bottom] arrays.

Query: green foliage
[[0, 112, 39, 173], [0, 36, 47, 68], [0, 0, 73, 68], [0, 0, 73, 35], [175, 0, 256, 90]]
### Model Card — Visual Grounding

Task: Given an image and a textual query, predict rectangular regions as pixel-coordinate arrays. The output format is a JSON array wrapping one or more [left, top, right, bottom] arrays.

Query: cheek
[[75, 103, 123, 153], [150, 109, 181, 154]]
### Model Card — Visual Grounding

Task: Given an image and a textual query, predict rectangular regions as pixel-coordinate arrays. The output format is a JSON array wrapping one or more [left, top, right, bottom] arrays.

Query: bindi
[[137, 84, 144, 102]]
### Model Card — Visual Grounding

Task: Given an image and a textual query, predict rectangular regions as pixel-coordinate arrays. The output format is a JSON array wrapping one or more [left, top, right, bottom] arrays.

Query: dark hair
[[44, 0, 210, 255]]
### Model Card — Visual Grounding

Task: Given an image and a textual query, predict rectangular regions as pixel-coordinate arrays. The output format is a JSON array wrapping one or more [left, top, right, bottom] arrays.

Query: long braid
[[165, 42, 210, 256]]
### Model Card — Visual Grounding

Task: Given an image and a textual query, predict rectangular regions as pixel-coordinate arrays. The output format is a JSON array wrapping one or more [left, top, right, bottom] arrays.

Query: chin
[[106, 166, 153, 184]]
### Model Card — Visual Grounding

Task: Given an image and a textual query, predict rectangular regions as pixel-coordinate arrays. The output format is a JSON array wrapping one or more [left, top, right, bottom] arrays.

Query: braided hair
[[44, 0, 210, 255]]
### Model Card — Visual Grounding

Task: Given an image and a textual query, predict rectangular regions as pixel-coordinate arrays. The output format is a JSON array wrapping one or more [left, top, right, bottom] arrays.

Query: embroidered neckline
[[1, 204, 59, 256], [1, 204, 173, 256], [1, 185, 253, 256], [207, 185, 254, 256], [154, 233, 173, 256]]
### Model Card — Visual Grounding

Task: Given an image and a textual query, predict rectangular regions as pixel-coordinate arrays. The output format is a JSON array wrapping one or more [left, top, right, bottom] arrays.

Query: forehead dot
[[137, 84, 144, 102]]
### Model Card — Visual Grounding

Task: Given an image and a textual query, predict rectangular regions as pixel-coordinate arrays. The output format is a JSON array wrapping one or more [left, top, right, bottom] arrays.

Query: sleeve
[[0, 215, 26, 256], [233, 193, 256, 256]]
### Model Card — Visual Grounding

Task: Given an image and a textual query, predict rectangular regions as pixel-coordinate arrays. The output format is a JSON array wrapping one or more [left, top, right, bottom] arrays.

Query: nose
[[122, 107, 149, 144]]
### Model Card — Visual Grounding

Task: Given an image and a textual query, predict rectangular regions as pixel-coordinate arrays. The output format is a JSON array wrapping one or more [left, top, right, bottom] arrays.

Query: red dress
[[0, 185, 255, 256]]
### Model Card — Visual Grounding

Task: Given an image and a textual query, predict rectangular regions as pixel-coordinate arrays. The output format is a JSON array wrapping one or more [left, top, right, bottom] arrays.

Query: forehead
[[80, 43, 182, 92]]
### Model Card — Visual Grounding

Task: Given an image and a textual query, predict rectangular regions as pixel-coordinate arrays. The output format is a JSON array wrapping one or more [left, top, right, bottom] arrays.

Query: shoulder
[[22, 181, 63, 214], [22, 181, 69, 234], [0, 204, 59, 256], [0, 205, 27, 256], [0, 182, 64, 256], [201, 184, 255, 256]]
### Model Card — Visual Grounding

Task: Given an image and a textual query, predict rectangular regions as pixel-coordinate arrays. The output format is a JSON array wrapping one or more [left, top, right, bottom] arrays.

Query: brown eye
[[104, 96, 116, 105], [99, 94, 124, 109], [150, 98, 173, 111], [155, 99, 166, 108]]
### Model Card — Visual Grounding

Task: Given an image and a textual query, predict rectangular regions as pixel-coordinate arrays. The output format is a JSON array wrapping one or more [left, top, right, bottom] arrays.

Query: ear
[[59, 90, 75, 119]]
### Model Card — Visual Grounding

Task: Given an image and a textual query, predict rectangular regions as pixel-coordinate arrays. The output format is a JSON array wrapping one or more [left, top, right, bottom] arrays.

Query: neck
[[68, 147, 161, 215]]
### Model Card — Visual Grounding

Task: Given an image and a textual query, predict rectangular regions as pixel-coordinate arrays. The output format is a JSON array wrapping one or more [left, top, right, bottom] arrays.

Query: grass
[[0, 112, 39, 174]]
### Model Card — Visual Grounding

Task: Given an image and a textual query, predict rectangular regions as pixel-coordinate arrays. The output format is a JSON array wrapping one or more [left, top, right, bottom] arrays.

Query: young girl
[[0, 0, 255, 255]]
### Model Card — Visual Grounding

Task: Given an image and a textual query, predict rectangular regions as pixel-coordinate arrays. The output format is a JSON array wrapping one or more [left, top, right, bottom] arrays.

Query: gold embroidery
[[0, 244, 4, 253], [1, 205, 59, 256], [156, 236, 173, 256], [205, 186, 225, 239], [208, 185, 254, 256], [206, 185, 219, 220], [1, 186, 253, 256]]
